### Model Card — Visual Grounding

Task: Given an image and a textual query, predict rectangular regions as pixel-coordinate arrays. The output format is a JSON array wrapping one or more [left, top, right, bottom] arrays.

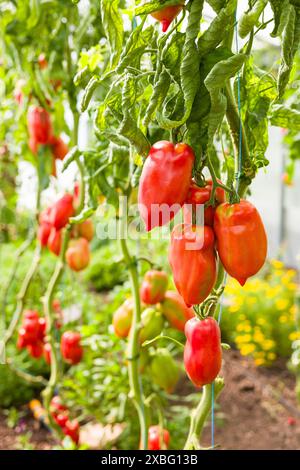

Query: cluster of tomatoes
[[136, 140, 268, 448], [17, 310, 48, 360], [113, 269, 196, 450], [38, 187, 93, 271], [14, 52, 66, 177], [113, 269, 194, 340], [50, 396, 80, 445], [17, 305, 83, 366]]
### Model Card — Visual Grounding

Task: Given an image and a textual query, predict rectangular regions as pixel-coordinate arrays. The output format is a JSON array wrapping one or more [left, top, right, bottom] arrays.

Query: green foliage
[[240, 58, 277, 170], [84, 242, 126, 291]]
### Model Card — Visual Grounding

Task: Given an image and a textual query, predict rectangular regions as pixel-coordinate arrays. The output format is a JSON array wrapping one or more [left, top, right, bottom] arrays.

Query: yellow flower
[[267, 352, 276, 360], [229, 304, 241, 313], [246, 297, 257, 306], [290, 305, 298, 317], [289, 331, 300, 341], [253, 332, 265, 343], [243, 324, 252, 333], [238, 314, 246, 321], [235, 334, 252, 343], [262, 339, 275, 351], [279, 315, 288, 323], [254, 351, 265, 358], [270, 260, 284, 269], [240, 344, 256, 355], [257, 318, 266, 325], [254, 358, 266, 366], [275, 299, 289, 311]]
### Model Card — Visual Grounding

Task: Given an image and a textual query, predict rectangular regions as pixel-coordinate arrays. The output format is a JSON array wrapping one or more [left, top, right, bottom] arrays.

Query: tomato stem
[[184, 379, 224, 450]]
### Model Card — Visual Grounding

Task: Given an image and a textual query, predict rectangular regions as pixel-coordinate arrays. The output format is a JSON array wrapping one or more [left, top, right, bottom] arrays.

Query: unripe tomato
[[27, 340, 44, 359], [50, 194, 74, 230], [151, 3, 184, 32], [50, 136, 69, 160], [27, 106, 52, 144], [169, 224, 217, 306], [47, 228, 62, 256], [148, 425, 170, 450], [161, 290, 194, 331], [113, 298, 134, 338], [184, 317, 222, 387], [78, 219, 94, 242], [149, 348, 181, 393], [65, 238, 90, 272], [140, 270, 168, 305], [139, 308, 164, 344], [214, 200, 267, 286], [61, 331, 83, 365], [138, 141, 195, 231], [63, 419, 80, 445]]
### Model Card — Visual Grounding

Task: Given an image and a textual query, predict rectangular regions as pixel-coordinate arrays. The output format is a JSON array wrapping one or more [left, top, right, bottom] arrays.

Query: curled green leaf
[[80, 76, 100, 113], [238, 0, 268, 39]]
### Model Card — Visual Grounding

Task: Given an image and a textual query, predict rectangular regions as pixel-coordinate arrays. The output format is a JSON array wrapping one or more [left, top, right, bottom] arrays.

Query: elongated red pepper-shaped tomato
[[184, 317, 222, 387], [151, 3, 184, 32], [169, 224, 216, 306], [138, 141, 194, 231], [214, 200, 267, 286]]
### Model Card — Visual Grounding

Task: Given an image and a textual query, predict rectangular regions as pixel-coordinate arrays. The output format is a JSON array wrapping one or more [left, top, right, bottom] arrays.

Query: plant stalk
[[118, 195, 148, 450], [184, 378, 224, 450]]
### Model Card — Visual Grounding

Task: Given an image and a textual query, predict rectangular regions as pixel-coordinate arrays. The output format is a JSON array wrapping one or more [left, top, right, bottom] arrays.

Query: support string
[[211, 3, 243, 449]]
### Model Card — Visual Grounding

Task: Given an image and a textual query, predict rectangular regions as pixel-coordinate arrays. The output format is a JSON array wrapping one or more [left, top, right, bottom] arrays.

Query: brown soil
[[202, 349, 300, 450], [0, 349, 299, 450]]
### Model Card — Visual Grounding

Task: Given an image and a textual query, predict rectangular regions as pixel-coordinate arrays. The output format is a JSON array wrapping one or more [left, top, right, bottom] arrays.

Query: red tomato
[[27, 106, 52, 144], [61, 331, 83, 365], [50, 194, 74, 230], [148, 425, 170, 450], [50, 136, 69, 160], [184, 317, 222, 387], [169, 224, 216, 306], [47, 228, 62, 256], [151, 3, 184, 32], [214, 200, 267, 286], [138, 141, 194, 231]]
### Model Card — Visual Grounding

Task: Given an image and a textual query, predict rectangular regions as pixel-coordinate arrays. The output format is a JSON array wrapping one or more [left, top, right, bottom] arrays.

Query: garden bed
[[1, 349, 299, 450]]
